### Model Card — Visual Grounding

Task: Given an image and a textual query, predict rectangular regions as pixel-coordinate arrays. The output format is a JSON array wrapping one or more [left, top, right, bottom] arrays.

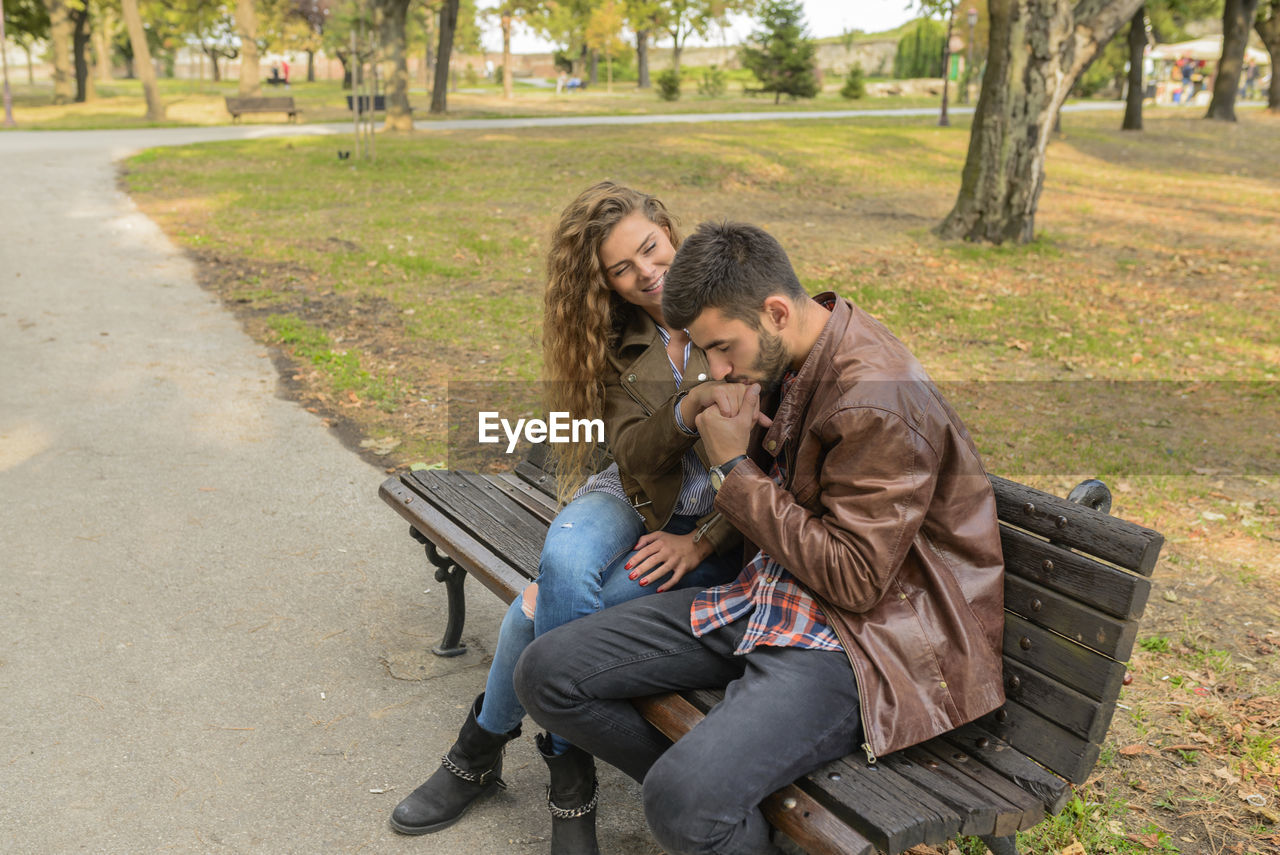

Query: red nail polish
[[629, 572, 638, 580], [624, 563, 631, 570], [639, 579, 649, 586]]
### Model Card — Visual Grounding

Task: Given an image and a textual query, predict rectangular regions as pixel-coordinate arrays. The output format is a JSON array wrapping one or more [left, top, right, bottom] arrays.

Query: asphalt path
[[0, 102, 1122, 853]]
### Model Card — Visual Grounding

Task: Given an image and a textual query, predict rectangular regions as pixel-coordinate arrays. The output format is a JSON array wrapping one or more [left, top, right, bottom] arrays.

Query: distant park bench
[[345, 94, 414, 115], [224, 96, 299, 122], [379, 441, 1164, 854]]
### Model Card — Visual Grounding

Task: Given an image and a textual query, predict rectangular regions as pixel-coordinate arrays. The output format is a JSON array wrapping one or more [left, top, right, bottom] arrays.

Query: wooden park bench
[[224, 96, 299, 123], [379, 443, 1163, 854]]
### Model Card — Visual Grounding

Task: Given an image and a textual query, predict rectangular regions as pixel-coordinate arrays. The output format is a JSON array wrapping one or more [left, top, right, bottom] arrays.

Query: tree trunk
[[1206, 0, 1259, 120], [236, 0, 260, 97], [1122, 5, 1145, 130], [1259, 11, 1280, 112], [589, 50, 599, 86], [120, 0, 163, 119], [307, 49, 315, 82], [207, 50, 222, 82], [93, 3, 114, 82], [25, 44, 36, 85], [380, 0, 413, 131], [430, 0, 459, 114], [636, 29, 650, 88], [44, 0, 75, 104], [936, 0, 1144, 245], [939, 3, 955, 126], [502, 15, 513, 100], [70, 2, 93, 102]]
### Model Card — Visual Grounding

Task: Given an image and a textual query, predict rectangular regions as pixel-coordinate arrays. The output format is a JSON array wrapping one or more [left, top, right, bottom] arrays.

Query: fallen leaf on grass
[[1119, 744, 1148, 756], [1056, 843, 1086, 855], [1126, 832, 1162, 849], [1214, 766, 1241, 785]]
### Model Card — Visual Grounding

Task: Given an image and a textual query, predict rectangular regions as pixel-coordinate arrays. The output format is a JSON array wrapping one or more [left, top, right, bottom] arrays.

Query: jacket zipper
[[815, 590, 878, 765]]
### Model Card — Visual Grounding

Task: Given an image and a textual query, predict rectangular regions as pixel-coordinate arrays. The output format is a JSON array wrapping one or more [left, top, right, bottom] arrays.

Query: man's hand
[[695, 382, 764, 466]]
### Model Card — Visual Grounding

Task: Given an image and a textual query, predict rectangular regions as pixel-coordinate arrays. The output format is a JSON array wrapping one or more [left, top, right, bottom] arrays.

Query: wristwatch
[[709, 455, 748, 492]]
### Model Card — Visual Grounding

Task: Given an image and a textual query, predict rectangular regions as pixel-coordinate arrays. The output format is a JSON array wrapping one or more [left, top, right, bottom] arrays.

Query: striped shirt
[[574, 327, 714, 519], [689, 372, 842, 655]]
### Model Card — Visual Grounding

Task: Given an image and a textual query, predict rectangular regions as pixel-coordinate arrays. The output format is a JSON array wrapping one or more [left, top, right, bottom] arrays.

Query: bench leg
[[979, 834, 1020, 855], [411, 528, 468, 657]]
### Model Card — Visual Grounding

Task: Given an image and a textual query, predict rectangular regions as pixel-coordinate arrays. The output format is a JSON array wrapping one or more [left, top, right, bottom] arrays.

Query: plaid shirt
[[690, 372, 843, 656]]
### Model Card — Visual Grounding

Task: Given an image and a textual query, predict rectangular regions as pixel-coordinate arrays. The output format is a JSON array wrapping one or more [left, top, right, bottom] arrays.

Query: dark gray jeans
[[513, 587, 863, 855]]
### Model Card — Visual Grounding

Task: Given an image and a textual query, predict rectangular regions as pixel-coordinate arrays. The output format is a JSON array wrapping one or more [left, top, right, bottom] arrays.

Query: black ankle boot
[[389, 694, 521, 835], [537, 733, 600, 855]]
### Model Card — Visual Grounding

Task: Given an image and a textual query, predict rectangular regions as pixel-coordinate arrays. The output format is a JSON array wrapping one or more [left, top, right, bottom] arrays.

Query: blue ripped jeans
[[475, 491, 738, 754]]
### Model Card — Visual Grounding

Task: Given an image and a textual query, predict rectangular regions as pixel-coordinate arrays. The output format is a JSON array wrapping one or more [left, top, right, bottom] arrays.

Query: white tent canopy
[[1149, 36, 1270, 65]]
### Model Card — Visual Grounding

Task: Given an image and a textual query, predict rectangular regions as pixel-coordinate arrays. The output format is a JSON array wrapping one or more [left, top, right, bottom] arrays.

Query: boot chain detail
[[546, 777, 599, 820], [441, 750, 507, 789]]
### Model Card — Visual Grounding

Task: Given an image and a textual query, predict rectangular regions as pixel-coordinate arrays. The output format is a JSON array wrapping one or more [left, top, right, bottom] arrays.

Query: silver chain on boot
[[440, 749, 508, 790], [546, 777, 599, 820]]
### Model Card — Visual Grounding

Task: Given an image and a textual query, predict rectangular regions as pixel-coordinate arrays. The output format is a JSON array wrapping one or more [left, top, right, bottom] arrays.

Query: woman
[[390, 182, 741, 853]]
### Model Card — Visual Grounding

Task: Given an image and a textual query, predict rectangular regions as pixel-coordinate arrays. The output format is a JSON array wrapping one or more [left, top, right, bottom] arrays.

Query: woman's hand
[[625, 531, 714, 592], [521, 582, 538, 619]]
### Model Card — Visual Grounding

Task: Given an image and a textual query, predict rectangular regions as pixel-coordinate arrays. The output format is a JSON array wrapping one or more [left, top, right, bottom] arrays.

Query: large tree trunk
[[588, 49, 598, 86], [936, 0, 1144, 245], [379, 0, 413, 131], [501, 14, 513, 100], [429, 0, 459, 114], [70, 2, 94, 102], [206, 49, 223, 82], [44, 0, 75, 104], [636, 29, 650, 88], [939, 3, 955, 126], [236, 0, 260, 97], [1260, 10, 1280, 111], [1206, 0, 1260, 120], [120, 0, 163, 119], [1122, 5, 1145, 130], [306, 49, 315, 82]]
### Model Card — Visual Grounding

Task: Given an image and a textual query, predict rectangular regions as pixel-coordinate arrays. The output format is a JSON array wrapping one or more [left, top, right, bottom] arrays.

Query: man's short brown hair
[[662, 221, 807, 330]]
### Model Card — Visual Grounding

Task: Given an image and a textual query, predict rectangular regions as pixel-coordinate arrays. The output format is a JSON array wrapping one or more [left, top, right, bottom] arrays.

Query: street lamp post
[[0, 0, 17, 128], [962, 7, 977, 105]]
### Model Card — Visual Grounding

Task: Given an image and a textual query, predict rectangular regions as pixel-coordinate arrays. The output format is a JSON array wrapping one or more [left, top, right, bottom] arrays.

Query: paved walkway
[[0, 128, 658, 854]]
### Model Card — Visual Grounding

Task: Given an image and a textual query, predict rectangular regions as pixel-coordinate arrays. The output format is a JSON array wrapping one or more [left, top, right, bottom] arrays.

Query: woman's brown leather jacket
[[600, 309, 741, 558]]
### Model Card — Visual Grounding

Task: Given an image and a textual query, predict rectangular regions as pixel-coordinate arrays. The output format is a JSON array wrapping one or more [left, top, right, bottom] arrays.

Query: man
[[514, 221, 1005, 855]]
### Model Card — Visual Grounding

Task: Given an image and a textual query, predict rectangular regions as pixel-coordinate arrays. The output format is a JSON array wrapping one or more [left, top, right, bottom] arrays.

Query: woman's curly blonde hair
[[543, 181, 681, 501]]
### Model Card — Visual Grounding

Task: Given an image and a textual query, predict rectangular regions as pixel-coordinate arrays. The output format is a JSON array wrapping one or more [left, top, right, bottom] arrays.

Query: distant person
[[1244, 58, 1259, 100], [1179, 55, 1193, 105], [268, 65, 282, 86], [567, 76, 585, 92], [556, 69, 568, 95], [281, 59, 291, 86]]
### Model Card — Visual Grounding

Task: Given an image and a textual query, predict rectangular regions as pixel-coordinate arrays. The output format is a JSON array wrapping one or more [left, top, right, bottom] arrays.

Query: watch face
[[710, 468, 724, 490]]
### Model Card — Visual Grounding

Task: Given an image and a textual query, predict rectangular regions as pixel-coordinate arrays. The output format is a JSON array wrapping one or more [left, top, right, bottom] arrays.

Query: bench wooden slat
[[1003, 612, 1126, 703], [1005, 574, 1139, 661], [491, 473, 560, 523], [515, 459, 559, 498], [884, 751, 1001, 836], [1001, 526, 1151, 621], [978, 700, 1102, 785], [380, 479, 526, 603], [406, 471, 545, 577], [912, 742, 1044, 836], [1000, 658, 1112, 744], [990, 475, 1163, 574], [941, 723, 1073, 816]]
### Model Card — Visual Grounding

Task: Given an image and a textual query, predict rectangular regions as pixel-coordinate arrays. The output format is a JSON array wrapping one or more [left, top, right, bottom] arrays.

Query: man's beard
[[749, 329, 790, 395]]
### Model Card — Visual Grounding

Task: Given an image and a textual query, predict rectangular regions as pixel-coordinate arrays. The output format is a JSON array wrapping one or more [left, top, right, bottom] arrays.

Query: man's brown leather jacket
[[713, 294, 1005, 760], [601, 309, 741, 559]]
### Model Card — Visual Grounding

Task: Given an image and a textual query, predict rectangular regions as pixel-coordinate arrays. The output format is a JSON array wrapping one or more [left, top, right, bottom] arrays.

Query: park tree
[[120, 0, 163, 118], [740, 0, 818, 103], [375, 0, 412, 129], [1121, 5, 1147, 129], [235, 0, 261, 94], [626, 0, 662, 87], [488, 1, 540, 100], [182, 1, 240, 82], [659, 0, 753, 77], [430, 0, 458, 113], [1259, 1, 1280, 111], [1206, 0, 1259, 119], [586, 0, 626, 92], [283, 0, 332, 82], [91, 0, 117, 82], [936, 0, 1146, 245], [40, 0, 75, 102], [894, 17, 946, 77], [4, 0, 50, 85]]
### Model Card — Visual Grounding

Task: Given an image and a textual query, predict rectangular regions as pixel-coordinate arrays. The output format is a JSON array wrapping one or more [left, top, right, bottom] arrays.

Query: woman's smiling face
[[598, 211, 676, 319]]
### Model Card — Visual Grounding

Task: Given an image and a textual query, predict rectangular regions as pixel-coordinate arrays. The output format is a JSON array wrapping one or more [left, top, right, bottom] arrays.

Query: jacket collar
[[611, 307, 710, 392], [759, 292, 850, 457]]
